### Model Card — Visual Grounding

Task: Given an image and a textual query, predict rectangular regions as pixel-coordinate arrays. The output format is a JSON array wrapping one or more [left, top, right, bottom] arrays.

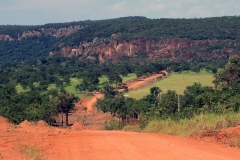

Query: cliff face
[[0, 25, 82, 41], [0, 35, 14, 41], [53, 36, 240, 61]]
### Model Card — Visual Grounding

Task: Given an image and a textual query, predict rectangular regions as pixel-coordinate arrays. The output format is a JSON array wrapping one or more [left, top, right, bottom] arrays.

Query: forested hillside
[[57, 16, 240, 48], [0, 17, 146, 64], [2, 16, 240, 63], [51, 16, 240, 62]]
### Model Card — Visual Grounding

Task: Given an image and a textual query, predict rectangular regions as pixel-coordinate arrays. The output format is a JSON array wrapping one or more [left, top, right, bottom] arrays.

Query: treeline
[[0, 20, 92, 38], [0, 85, 78, 125], [0, 57, 225, 92], [96, 56, 240, 127], [0, 16, 145, 38], [56, 16, 240, 50]]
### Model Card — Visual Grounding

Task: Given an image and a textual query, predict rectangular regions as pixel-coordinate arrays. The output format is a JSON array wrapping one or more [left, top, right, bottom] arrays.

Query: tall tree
[[56, 93, 79, 126], [213, 55, 240, 90], [159, 90, 178, 117]]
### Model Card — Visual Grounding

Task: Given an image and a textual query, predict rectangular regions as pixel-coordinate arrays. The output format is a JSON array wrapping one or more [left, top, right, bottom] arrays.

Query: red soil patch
[[0, 116, 14, 131], [70, 122, 86, 131], [19, 120, 33, 128], [192, 125, 240, 147], [36, 120, 49, 127]]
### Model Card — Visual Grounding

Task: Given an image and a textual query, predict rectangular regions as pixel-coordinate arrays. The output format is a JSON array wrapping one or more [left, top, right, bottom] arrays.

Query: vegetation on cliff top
[[0, 16, 146, 63], [1, 16, 240, 63], [56, 16, 240, 50]]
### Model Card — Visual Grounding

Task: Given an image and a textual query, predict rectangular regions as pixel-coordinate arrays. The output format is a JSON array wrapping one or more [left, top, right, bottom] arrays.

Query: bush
[[101, 118, 123, 130], [143, 112, 240, 137], [122, 125, 141, 132]]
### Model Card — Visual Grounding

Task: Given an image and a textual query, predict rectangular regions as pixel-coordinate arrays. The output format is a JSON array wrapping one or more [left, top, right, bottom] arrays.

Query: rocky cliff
[[52, 34, 240, 61], [0, 35, 14, 41], [0, 25, 82, 41]]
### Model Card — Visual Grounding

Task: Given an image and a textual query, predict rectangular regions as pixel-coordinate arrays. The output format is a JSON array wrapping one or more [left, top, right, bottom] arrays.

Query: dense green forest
[[0, 37, 60, 63], [56, 16, 240, 50]]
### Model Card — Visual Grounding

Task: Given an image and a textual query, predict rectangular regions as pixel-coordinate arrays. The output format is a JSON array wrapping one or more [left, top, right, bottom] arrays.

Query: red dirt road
[[75, 94, 104, 114], [45, 130, 240, 160], [126, 71, 168, 91]]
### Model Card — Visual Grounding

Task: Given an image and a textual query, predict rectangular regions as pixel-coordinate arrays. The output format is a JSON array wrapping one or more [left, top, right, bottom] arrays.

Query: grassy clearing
[[121, 73, 137, 83], [99, 76, 109, 85], [142, 113, 240, 137], [127, 70, 214, 99], [47, 78, 85, 97], [98, 73, 137, 85], [16, 84, 30, 93], [20, 145, 46, 160], [16, 74, 137, 97]]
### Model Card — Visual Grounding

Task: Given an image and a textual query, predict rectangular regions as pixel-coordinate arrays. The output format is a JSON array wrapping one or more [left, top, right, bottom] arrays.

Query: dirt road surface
[[75, 94, 104, 114], [44, 130, 240, 160], [126, 71, 168, 91]]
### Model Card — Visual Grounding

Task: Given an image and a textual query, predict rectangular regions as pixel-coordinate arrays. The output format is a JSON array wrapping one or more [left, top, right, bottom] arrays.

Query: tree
[[213, 56, 240, 90], [159, 90, 178, 117], [0, 85, 16, 99], [102, 81, 116, 98], [75, 84, 86, 93], [107, 73, 122, 85], [182, 82, 204, 109], [56, 92, 79, 126], [150, 86, 161, 96], [82, 75, 99, 92]]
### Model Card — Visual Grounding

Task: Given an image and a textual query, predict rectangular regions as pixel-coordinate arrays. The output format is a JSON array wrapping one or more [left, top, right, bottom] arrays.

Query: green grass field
[[98, 73, 137, 84], [126, 70, 214, 99], [16, 73, 137, 97], [121, 73, 137, 83]]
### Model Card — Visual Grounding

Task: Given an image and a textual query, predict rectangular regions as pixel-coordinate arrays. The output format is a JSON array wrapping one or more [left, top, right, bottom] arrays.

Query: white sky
[[0, 0, 239, 25]]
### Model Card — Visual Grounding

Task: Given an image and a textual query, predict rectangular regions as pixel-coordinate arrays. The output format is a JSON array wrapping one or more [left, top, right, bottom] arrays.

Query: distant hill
[[51, 16, 240, 62], [0, 16, 146, 64], [2, 16, 240, 63]]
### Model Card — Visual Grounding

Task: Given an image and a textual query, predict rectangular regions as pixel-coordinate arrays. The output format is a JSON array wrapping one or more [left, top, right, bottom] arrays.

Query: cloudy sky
[[1, 0, 239, 25]]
